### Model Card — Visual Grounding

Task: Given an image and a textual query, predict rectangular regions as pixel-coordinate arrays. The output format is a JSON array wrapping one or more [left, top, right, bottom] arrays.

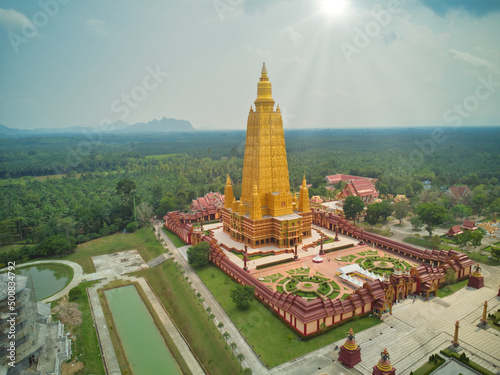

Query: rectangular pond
[[104, 285, 182, 375]]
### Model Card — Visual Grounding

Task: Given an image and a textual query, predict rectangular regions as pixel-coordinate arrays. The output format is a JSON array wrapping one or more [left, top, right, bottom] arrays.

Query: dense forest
[[0, 127, 499, 264]]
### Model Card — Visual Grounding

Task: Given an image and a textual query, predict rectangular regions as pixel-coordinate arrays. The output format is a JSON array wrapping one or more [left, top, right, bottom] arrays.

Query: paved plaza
[[270, 286, 500, 375], [91, 249, 149, 275]]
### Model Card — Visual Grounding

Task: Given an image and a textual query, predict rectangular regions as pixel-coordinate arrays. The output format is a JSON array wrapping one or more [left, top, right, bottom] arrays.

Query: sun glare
[[320, 0, 349, 17]]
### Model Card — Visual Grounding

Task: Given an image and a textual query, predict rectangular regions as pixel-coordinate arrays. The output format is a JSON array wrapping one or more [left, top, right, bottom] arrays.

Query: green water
[[104, 285, 182, 375], [17, 264, 71, 301]]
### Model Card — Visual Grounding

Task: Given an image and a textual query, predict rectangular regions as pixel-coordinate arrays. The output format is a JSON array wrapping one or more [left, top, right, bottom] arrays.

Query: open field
[[50, 227, 164, 273], [196, 263, 381, 368]]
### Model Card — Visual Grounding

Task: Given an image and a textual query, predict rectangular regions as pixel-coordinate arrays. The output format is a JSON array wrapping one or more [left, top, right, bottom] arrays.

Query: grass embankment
[[162, 228, 187, 247], [98, 280, 192, 375], [359, 222, 392, 237], [53, 281, 105, 375], [441, 348, 496, 375], [58, 227, 164, 273], [133, 261, 241, 375], [196, 264, 381, 368], [436, 279, 469, 298], [403, 237, 456, 250]]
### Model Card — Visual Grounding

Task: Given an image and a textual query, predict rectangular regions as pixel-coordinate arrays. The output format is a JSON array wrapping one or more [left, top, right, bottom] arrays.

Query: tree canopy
[[416, 203, 448, 237], [343, 196, 365, 223], [230, 284, 255, 310], [187, 241, 211, 268]]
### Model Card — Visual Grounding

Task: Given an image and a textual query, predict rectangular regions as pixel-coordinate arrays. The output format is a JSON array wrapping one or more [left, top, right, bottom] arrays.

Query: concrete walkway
[[159, 226, 270, 374], [87, 283, 121, 375]]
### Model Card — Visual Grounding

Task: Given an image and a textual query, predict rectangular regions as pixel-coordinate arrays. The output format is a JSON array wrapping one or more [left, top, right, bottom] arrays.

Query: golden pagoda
[[221, 63, 312, 248]]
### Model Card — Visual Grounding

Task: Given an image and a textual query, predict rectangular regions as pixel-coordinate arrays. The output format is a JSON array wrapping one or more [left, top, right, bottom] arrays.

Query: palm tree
[[243, 368, 253, 375], [218, 322, 224, 336], [237, 353, 245, 365], [222, 332, 231, 347], [230, 342, 237, 356], [209, 313, 215, 324]]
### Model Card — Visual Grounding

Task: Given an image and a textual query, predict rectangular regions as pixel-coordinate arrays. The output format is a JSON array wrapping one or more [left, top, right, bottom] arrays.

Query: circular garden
[[355, 255, 412, 276]]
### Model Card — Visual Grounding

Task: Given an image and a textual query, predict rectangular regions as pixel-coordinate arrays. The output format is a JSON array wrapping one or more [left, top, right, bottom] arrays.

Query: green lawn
[[403, 237, 457, 250], [53, 281, 105, 374], [0, 244, 35, 255], [133, 261, 241, 375], [162, 228, 187, 247], [196, 264, 381, 367], [55, 228, 164, 273], [437, 279, 469, 298]]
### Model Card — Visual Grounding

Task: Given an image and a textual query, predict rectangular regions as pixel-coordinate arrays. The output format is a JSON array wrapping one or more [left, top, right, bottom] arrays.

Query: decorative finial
[[302, 174, 307, 187], [226, 173, 231, 184], [261, 62, 267, 75]]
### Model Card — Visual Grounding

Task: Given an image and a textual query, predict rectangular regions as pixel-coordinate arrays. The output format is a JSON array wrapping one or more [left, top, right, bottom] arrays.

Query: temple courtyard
[[206, 223, 419, 300], [200, 221, 500, 374], [270, 285, 500, 375]]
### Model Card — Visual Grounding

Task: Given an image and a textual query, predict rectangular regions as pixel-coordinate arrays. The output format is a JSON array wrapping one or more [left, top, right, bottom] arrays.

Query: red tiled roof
[[445, 185, 471, 199], [191, 192, 224, 211], [447, 225, 462, 236], [462, 220, 476, 230], [325, 174, 378, 184]]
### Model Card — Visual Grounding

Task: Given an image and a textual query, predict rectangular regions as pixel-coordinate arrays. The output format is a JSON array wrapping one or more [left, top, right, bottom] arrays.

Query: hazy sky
[[0, 0, 499, 130]]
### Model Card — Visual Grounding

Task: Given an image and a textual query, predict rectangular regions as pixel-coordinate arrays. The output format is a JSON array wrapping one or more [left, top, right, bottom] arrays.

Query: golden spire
[[255, 62, 274, 111], [224, 174, 234, 209], [250, 185, 262, 220], [261, 62, 267, 77], [299, 175, 310, 213]]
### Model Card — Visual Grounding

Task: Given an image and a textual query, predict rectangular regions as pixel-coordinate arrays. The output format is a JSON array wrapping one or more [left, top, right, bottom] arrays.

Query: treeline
[[0, 127, 499, 261], [0, 235, 76, 266]]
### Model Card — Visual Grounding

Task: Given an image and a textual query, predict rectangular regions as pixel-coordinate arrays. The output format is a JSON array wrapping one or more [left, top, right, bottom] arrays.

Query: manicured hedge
[[256, 257, 295, 269]]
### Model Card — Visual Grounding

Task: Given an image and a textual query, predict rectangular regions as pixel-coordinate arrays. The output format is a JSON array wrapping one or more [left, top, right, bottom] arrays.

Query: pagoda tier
[[338, 328, 362, 368], [372, 348, 396, 375], [467, 263, 484, 289]]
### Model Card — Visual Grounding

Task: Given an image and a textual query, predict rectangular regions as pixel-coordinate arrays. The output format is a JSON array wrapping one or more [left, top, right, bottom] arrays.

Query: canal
[[104, 285, 182, 375]]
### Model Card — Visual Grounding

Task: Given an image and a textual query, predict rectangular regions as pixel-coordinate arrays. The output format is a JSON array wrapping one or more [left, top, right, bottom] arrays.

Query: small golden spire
[[226, 173, 231, 185], [302, 174, 307, 187]]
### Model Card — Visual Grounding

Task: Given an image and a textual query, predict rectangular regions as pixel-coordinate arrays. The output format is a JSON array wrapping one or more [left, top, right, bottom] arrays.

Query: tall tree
[[136, 202, 153, 241], [230, 284, 255, 310], [416, 202, 448, 237], [343, 196, 365, 224], [451, 204, 472, 223], [187, 241, 211, 268], [393, 200, 411, 224]]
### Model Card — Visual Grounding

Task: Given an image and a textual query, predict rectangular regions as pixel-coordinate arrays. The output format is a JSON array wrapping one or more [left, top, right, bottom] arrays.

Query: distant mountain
[[118, 117, 195, 133], [0, 118, 195, 138]]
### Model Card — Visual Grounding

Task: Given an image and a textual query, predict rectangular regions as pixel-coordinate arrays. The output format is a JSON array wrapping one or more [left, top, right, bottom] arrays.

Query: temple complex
[[221, 63, 312, 248]]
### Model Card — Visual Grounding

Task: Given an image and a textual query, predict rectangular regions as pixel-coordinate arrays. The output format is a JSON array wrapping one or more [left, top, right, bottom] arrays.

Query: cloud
[[449, 49, 493, 68], [280, 26, 303, 46], [419, 0, 500, 17], [86, 18, 108, 35], [0, 8, 34, 32]]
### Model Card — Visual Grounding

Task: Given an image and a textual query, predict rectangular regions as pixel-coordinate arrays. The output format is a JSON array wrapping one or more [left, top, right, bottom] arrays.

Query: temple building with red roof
[[325, 174, 377, 185], [444, 185, 472, 205], [337, 178, 379, 205]]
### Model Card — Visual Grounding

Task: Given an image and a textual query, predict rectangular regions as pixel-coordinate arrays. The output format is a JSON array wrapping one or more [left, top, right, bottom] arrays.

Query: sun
[[320, 0, 349, 17]]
